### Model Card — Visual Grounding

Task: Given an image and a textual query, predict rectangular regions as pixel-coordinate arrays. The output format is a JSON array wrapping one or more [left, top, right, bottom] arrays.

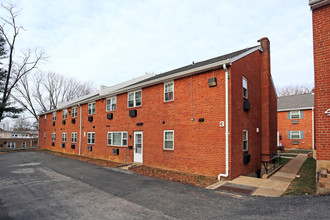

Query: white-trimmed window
[[71, 132, 77, 143], [164, 130, 174, 150], [62, 133, 67, 142], [44, 133, 46, 141], [62, 109, 68, 119], [290, 111, 300, 119], [107, 132, 128, 146], [243, 77, 248, 99], [87, 132, 95, 144], [72, 107, 78, 118], [88, 102, 96, 115], [22, 142, 26, 148], [53, 112, 56, 121], [164, 82, 174, 102], [290, 131, 303, 139], [243, 130, 248, 151], [128, 90, 142, 108], [44, 115, 47, 122], [106, 97, 117, 111], [6, 142, 15, 148], [52, 133, 56, 142]]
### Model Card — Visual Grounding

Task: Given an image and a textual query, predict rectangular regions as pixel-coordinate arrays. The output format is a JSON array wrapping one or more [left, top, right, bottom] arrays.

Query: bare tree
[[12, 116, 31, 131], [13, 71, 96, 121], [277, 84, 314, 97], [0, 2, 45, 121]]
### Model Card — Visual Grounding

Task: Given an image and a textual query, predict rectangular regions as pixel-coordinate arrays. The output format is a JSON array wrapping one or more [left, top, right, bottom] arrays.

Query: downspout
[[312, 107, 315, 150], [78, 104, 82, 156], [218, 64, 229, 180]]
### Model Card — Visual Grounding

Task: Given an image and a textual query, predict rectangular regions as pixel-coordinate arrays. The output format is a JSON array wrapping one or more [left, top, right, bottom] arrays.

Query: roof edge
[[278, 107, 314, 112]]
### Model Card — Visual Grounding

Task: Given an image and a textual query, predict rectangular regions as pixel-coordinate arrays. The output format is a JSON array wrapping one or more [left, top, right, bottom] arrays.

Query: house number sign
[[219, 121, 225, 127], [325, 108, 330, 116]]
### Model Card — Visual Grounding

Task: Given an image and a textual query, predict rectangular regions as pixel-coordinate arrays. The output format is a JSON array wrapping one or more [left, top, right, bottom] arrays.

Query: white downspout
[[312, 107, 314, 150], [78, 104, 82, 156], [218, 64, 229, 180]]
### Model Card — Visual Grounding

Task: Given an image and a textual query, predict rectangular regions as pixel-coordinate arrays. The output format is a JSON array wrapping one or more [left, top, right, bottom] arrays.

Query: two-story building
[[39, 37, 277, 180], [277, 93, 314, 150]]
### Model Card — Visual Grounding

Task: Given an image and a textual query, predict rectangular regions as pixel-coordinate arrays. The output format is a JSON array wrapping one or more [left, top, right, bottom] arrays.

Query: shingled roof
[[278, 93, 314, 111]]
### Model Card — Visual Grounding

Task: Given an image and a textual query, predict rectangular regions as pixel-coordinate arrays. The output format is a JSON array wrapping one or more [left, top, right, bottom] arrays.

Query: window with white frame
[[87, 132, 95, 144], [72, 107, 78, 118], [128, 90, 142, 108], [53, 112, 56, 121], [52, 133, 56, 142], [44, 115, 47, 122], [62, 109, 68, 119], [71, 132, 77, 143], [106, 97, 117, 111], [44, 133, 46, 141], [6, 142, 15, 148], [243, 130, 248, 151], [62, 133, 67, 142], [290, 131, 301, 139], [88, 102, 96, 115], [242, 77, 248, 98], [290, 111, 300, 119], [164, 82, 174, 102], [107, 132, 127, 146], [164, 130, 174, 150], [22, 142, 26, 148]]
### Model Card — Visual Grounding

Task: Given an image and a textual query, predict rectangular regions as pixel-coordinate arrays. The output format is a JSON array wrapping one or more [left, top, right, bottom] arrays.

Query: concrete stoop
[[118, 163, 142, 170]]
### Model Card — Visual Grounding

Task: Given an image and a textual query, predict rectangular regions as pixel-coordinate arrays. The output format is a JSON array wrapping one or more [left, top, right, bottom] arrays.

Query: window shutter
[[301, 131, 304, 139], [287, 112, 290, 119], [287, 131, 291, 139], [300, 110, 304, 119]]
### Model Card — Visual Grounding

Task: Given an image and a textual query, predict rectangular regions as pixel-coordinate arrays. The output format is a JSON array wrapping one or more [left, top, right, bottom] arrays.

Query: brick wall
[[0, 138, 38, 149], [277, 110, 314, 149], [312, 4, 330, 163]]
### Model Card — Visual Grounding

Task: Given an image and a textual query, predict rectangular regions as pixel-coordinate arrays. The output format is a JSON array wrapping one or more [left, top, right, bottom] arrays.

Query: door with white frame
[[134, 131, 143, 163]]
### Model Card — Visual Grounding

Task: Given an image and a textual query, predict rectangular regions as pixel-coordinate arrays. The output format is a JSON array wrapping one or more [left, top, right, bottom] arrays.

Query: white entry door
[[134, 131, 143, 163]]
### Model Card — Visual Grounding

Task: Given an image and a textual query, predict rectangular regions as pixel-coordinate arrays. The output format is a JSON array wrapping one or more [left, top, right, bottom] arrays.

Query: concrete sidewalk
[[228, 154, 308, 197]]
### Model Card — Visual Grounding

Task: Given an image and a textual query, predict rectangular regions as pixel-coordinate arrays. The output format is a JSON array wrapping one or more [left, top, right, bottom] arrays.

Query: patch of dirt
[[41, 150, 121, 168], [130, 165, 218, 188]]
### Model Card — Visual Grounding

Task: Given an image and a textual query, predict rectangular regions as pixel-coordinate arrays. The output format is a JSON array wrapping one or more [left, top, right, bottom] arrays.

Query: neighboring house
[[0, 130, 39, 149], [277, 93, 314, 150], [309, 0, 330, 173], [39, 37, 277, 180]]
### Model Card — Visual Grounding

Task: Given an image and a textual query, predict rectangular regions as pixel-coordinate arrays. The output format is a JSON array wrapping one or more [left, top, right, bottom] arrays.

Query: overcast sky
[[8, 0, 314, 90]]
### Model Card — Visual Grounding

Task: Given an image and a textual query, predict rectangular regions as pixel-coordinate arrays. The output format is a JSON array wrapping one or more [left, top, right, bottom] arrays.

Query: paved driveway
[[0, 152, 329, 219]]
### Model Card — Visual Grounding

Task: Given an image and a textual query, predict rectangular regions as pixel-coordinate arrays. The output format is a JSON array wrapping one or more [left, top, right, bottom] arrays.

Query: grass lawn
[[284, 157, 316, 196], [280, 158, 292, 166]]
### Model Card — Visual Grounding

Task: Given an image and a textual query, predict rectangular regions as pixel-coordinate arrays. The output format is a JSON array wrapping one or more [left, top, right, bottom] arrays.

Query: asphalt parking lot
[[0, 151, 329, 219]]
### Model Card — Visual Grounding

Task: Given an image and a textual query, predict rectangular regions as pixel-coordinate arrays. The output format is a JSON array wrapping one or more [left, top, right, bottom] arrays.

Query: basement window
[[106, 97, 117, 112], [88, 103, 96, 115], [107, 132, 127, 146], [128, 90, 142, 108], [71, 132, 77, 143], [62, 133, 67, 142], [164, 82, 174, 102], [243, 130, 248, 151], [163, 130, 174, 150], [242, 77, 248, 99], [87, 132, 95, 145]]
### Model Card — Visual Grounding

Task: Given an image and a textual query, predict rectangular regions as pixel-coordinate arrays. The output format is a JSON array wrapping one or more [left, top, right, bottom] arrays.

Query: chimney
[[258, 37, 277, 157]]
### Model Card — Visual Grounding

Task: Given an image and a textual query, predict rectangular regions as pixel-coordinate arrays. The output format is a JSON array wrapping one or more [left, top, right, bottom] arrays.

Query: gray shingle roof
[[127, 45, 260, 87], [277, 93, 314, 111]]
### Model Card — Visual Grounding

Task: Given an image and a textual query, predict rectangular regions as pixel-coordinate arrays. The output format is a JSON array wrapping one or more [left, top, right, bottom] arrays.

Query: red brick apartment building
[[310, 0, 330, 172], [39, 37, 277, 180], [277, 93, 314, 150]]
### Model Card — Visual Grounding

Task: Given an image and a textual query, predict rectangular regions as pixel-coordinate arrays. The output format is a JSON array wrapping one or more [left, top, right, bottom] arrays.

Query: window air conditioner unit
[[52, 142, 55, 146], [112, 148, 119, 155], [53, 122, 55, 126], [129, 110, 137, 117], [62, 120, 66, 125], [61, 143, 65, 148], [243, 100, 250, 111], [71, 119, 76, 124], [71, 144, 75, 149], [87, 146, 92, 151], [107, 113, 113, 120], [88, 116, 93, 122], [243, 154, 250, 164]]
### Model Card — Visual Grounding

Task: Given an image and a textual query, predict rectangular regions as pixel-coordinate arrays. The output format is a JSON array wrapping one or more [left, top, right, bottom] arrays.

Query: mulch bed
[[130, 165, 218, 188], [41, 150, 121, 168]]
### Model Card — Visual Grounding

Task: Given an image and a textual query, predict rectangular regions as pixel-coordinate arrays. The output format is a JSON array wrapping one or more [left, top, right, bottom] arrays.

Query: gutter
[[218, 64, 229, 180], [312, 107, 315, 150]]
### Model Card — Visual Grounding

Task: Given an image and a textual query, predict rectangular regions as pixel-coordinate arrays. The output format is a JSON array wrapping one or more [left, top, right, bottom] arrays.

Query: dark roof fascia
[[309, 0, 330, 10]]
